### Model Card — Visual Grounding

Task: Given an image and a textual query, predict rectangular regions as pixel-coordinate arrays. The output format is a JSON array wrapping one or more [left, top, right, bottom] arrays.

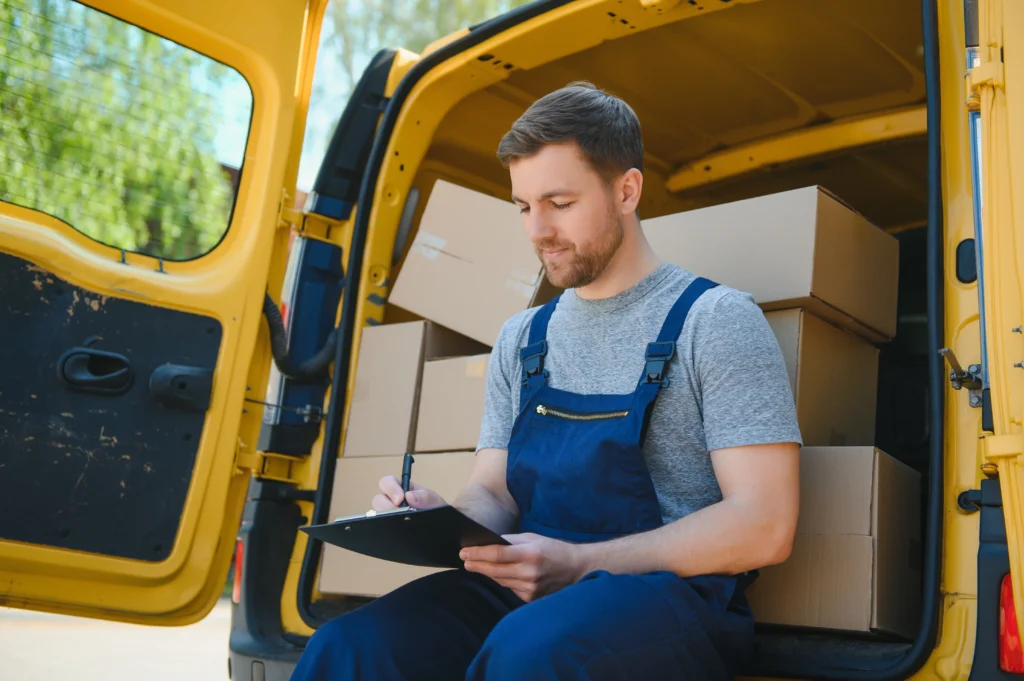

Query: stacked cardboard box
[[644, 186, 921, 637], [389, 179, 560, 346], [744, 446, 922, 639]]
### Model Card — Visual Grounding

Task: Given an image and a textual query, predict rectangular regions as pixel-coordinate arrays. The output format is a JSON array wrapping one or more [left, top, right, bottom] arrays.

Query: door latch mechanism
[[939, 347, 983, 407]]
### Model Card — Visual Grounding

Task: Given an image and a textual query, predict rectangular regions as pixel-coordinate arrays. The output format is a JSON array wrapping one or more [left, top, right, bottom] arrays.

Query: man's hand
[[372, 475, 446, 511], [460, 533, 585, 602]]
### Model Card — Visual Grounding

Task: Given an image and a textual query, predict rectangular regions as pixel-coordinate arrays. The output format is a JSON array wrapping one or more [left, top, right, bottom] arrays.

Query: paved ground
[[0, 599, 232, 681]]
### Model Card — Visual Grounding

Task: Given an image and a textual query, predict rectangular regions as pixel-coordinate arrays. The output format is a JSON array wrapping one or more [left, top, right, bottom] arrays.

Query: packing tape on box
[[505, 277, 535, 299], [506, 267, 541, 300], [415, 231, 447, 260], [464, 358, 488, 378], [510, 267, 542, 287]]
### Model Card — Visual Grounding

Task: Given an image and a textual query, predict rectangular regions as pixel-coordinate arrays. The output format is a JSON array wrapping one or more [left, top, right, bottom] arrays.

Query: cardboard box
[[746, 447, 922, 639], [415, 354, 490, 453], [318, 452, 478, 596], [389, 179, 559, 346], [643, 186, 899, 342], [343, 321, 487, 458], [765, 309, 879, 446]]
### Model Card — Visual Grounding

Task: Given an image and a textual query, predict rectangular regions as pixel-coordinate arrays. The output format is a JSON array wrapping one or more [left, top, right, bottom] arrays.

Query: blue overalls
[[291, 277, 757, 681]]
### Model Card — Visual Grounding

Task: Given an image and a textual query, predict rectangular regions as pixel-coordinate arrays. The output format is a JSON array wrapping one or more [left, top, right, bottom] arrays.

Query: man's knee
[[468, 604, 586, 680]]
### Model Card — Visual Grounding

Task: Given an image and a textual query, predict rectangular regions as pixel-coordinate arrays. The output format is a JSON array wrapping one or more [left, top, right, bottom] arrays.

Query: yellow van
[[1, 0, 1022, 679]]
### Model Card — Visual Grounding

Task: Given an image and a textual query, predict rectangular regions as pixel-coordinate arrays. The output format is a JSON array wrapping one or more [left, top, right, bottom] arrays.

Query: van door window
[[0, 0, 252, 260]]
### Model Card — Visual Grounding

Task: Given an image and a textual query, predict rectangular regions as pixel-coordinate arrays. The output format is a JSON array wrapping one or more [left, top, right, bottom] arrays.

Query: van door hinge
[[277, 188, 303, 230], [294, 212, 350, 248], [968, 59, 1005, 111], [982, 433, 1022, 475], [276, 188, 348, 248], [234, 440, 300, 484], [970, 60, 1004, 89]]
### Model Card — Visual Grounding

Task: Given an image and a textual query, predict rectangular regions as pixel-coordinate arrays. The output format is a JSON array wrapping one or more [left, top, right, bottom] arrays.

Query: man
[[292, 82, 802, 681]]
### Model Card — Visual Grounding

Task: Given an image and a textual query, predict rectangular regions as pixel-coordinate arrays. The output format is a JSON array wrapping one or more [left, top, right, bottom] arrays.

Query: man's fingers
[[492, 579, 538, 602], [378, 475, 405, 506], [371, 494, 399, 512], [405, 489, 444, 510], [460, 543, 523, 564], [463, 560, 534, 580]]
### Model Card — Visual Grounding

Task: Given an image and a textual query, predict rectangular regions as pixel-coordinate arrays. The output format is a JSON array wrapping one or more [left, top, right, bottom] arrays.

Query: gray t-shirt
[[477, 262, 803, 524]]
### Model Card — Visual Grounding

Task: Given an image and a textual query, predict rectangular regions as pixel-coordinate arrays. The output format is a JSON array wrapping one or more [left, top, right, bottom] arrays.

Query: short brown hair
[[497, 81, 644, 180]]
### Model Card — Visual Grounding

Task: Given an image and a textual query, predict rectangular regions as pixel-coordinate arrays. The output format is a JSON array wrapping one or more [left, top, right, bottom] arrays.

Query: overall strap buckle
[[520, 340, 549, 385], [644, 341, 675, 385]]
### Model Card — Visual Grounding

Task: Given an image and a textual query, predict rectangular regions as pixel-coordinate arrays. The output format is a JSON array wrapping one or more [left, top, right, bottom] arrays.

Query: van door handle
[[57, 345, 134, 395]]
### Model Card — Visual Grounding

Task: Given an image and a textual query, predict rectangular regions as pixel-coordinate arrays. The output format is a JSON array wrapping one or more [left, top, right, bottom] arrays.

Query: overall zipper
[[535, 404, 629, 421]]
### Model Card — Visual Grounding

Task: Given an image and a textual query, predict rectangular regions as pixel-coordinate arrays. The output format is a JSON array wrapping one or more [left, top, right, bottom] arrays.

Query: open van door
[[0, 0, 310, 625], [972, 0, 1024, 640]]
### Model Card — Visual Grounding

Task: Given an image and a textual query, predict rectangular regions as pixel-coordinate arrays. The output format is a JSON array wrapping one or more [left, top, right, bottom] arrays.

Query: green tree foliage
[[324, 0, 535, 88], [0, 0, 249, 260]]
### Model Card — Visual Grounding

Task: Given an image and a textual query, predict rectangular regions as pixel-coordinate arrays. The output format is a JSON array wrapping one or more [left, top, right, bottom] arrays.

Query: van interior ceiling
[[309, 1, 941, 678]]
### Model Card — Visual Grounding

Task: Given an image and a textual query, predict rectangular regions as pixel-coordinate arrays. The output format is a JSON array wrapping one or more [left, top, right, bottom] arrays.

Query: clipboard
[[300, 505, 510, 569]]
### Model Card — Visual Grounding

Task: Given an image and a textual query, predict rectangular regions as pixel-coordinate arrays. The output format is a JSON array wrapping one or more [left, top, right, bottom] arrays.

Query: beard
[[535, 206, 624, 289]]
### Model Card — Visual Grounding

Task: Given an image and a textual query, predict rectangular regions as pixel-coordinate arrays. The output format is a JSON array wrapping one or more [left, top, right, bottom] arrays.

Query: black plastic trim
[[957, 238, 978, 283], [256, 422, 322, 457], [968, 478, 1015, 681], [309, 51, 397, 220], [965, 0, 979, 49], [229, 482, 305, 664], [296, 0, 574, 630], [982, 387, 995, 433]]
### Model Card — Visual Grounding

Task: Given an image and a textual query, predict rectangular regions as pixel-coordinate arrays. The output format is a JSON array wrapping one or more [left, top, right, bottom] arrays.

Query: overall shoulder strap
[[519, 295, 560, 398], [640, 277, 717, 386]]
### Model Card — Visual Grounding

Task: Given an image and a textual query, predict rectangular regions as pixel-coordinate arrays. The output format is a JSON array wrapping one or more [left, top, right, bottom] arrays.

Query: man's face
[[510, 143, 624, 289]]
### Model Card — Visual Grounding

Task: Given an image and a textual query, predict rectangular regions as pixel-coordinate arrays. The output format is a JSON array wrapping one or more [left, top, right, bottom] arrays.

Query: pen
[[400, 452, 414, 508]]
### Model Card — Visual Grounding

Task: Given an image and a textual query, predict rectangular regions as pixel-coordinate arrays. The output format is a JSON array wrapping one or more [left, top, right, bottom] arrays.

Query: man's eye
[[553, 202, 573, 211], [519, 206, 530, 214]]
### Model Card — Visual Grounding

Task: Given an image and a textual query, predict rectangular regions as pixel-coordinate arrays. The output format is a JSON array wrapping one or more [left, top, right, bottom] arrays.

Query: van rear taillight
[[1000, 573, 1024, 673], [232, 539, 243, 604]]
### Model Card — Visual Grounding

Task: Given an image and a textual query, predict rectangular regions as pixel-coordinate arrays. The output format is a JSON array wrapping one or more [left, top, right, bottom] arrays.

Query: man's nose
[[525, 211, 556, 244]]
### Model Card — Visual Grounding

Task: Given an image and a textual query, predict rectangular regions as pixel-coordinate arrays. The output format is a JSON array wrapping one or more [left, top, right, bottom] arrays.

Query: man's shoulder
[[493, 305, 544, 357], [657, 265, 757, 324]]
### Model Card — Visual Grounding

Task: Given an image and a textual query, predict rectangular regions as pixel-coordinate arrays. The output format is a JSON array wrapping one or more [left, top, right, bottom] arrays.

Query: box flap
[[797, 447, 875, 536], [343, 322, 426, 457], [797, 312, 879, 447], [746, 533, 874, 632], [423, 323, 490, 360], [811, 189, 900, 339], [871, 450, 923, 639]]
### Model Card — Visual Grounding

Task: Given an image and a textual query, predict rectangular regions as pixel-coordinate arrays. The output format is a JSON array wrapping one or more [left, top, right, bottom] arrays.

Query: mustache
[[534, 239, 574, 252]]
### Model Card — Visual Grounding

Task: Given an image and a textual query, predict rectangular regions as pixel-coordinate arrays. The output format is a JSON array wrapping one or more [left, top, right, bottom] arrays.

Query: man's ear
[[618, 168, 643, 216]]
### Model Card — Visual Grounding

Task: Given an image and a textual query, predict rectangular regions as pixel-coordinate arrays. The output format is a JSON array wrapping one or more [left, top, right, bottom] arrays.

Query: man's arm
[[573, 441, 799, 577], [461, 441, 799, 601], [452, 448, 519, 535]]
